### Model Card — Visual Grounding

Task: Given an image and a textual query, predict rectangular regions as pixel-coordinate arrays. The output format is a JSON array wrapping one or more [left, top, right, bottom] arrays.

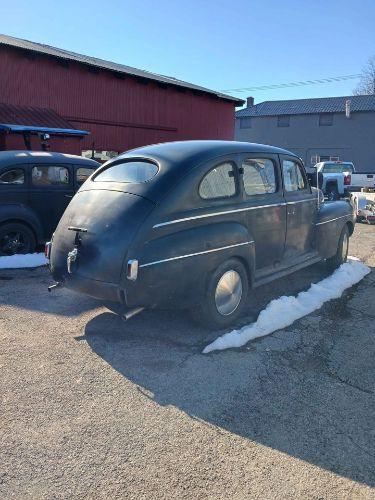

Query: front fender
[[0, 204, 44, 243]]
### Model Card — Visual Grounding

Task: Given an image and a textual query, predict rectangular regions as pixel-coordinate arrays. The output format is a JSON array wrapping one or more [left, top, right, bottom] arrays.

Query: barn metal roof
[[236, 95, 375, 117], [0, 103, 89, 136], [0, 34, 244, 105]]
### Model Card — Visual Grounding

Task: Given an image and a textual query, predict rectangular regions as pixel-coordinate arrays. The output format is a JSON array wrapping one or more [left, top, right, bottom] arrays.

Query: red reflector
[[344, 174, 351, 185]]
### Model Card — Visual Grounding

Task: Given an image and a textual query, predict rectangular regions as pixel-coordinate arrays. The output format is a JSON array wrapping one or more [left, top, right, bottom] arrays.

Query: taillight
[[344, 174, 351, 185], [127, 259, 139, 281], [45, 241, 51, 259]]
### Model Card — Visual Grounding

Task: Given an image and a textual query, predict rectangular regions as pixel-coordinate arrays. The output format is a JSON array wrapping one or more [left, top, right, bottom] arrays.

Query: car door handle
[[65, 194, 73, 199]]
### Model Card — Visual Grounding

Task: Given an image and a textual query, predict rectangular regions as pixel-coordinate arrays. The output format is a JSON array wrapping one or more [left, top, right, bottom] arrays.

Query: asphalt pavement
[[0, 223, 374, 499]]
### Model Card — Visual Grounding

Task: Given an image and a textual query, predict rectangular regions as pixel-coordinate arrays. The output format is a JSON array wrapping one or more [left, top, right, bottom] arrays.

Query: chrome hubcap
[[342, 232, 348, 261], [215, 270, 243, 316]]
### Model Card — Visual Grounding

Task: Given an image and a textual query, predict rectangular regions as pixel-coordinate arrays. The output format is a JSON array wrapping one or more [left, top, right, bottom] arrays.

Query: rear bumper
[[60, 274, 124, 303]]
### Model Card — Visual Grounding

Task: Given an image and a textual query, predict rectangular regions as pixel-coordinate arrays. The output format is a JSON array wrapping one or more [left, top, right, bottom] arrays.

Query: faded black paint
[[49, 141, 356, 310]]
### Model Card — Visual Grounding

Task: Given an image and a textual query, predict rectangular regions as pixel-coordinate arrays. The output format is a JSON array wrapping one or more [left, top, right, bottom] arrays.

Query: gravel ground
[[0, 223, 374, 499]]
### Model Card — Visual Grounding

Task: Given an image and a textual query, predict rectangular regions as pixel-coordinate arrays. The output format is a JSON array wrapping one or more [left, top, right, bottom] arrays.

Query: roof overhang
[[0, 124, 89, 136]]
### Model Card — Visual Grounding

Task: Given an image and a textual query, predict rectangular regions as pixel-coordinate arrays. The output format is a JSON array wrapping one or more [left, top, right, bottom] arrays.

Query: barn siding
[[0, 45, 236, 154]]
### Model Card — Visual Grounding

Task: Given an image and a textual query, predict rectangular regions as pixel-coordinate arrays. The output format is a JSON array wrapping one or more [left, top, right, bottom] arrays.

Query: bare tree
[[354, 56, 375, 95]]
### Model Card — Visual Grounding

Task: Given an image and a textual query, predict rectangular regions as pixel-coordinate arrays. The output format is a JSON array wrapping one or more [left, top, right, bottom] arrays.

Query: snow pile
[[203, 258, 370, 354], [0, 253, 47, 269]]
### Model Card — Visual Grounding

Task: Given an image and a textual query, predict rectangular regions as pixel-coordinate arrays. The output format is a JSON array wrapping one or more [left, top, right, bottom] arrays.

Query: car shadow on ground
[[83, 261, 375, 488], [0, 266, 100, 316]]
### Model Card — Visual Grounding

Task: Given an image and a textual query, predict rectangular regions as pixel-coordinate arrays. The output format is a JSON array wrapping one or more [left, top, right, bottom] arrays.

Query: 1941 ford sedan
[[47, 141, 355, 328]]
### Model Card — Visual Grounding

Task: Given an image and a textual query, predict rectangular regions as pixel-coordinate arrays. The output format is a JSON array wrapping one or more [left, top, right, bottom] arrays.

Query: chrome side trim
[[153, 203, 286, 228], [316, 215, 350, 226], [139, 241, 254, 268], [286, 198, 316, 205], [153, 199, 316, 229]]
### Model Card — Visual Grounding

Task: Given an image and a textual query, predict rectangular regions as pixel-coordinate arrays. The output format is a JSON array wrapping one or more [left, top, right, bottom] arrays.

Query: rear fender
[[0, 204, 44, 243], [123, 221, 255, 308]]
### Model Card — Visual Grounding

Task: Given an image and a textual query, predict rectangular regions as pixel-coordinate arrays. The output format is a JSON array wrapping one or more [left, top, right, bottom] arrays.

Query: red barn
[[0, 34, 243, 157]]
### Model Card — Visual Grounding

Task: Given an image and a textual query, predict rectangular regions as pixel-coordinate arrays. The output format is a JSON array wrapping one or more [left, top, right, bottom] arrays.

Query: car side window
[[199, 162, 236, 199], [282, 160, 306, 192], [0, 168, 25, 185], [242, 158, 276, 195], [32, 165, 69, 186], [76, 167, 95, 185]]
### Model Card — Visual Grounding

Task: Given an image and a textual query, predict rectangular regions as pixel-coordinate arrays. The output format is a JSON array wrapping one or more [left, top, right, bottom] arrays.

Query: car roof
[[93, 141, 298, 203], [0, 150, 100, 168], [118, 140, 297, 170]]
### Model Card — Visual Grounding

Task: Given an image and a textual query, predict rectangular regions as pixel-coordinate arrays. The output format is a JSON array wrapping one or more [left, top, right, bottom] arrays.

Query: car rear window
[[322, 163, 354, 173], [94, 161, 158, 183]]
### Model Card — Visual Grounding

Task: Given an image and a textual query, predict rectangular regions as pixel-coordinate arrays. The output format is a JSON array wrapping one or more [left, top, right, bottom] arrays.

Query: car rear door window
[[94, 161, 158, 183], [0, 168, 25, 184], [282, 160, 306, 192], [322, 164, 354, 173], [32, 166, 69, 186], [242, 159, 276, 195], [199, 162, 236, 199]]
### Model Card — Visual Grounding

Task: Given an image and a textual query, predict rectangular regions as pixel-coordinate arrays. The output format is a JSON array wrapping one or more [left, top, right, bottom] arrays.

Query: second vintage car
[[48, 141, 355, 327], [0, 150, 99, 255]]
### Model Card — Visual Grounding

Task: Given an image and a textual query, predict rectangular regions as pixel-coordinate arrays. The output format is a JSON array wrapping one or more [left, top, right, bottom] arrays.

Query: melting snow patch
[[203, 258, 370, 354], [0, 253, 47, 269]]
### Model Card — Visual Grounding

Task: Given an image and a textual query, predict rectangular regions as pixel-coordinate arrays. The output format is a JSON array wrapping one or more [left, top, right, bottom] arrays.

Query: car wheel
[[326, 184, 339, 201], [192, 258, 249, 329], [0, 222, 36, 256], [326, 224, 349, 272]]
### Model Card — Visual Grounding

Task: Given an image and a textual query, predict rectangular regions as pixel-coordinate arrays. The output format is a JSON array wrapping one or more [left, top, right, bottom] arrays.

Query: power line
[[220, 74, 361, 93]]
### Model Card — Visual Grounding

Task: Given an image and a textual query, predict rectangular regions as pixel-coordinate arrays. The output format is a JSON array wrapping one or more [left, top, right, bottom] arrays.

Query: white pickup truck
[[308, 162, 375, 200]]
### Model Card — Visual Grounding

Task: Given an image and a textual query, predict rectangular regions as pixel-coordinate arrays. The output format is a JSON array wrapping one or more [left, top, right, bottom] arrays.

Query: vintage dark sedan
[[48, 141, 355, 327], [0, 151, 99, 255]]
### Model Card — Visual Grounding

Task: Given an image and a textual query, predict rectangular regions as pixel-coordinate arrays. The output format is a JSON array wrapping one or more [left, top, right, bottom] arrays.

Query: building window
[[319, 113, 333, 126], [311, 155, 340, 164], [82, 150, 119, 161], [277, 116, 290, 127], [240, 117, 252, 129]]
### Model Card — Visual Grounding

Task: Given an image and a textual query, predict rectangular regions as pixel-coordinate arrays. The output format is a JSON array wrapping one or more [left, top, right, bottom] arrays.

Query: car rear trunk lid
[[50, 189, 154, 284]]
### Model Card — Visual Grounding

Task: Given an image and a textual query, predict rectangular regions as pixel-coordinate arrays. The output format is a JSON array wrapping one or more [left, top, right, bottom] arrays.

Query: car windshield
[[94, 161, 158, 183], [322, 163, 353, 173]]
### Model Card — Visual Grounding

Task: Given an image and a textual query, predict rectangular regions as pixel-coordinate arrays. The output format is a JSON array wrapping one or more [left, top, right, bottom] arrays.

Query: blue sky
[[1, 0, 374, 105]]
